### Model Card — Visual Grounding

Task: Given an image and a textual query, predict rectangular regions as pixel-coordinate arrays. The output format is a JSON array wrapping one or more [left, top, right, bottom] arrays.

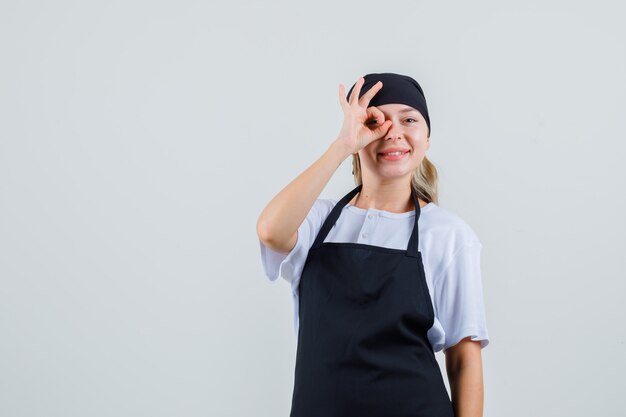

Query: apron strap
[[407, 186, 421, 258], [311, 184, 422, 258], [311, 184, 362, 250]]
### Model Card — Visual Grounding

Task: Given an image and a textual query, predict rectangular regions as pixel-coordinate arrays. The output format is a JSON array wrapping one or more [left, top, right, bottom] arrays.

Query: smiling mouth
[[378, 150, 410, 160]]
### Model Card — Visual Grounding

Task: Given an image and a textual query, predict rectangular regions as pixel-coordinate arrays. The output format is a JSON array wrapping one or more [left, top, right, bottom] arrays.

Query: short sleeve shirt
[[259, 198, 490, 354]]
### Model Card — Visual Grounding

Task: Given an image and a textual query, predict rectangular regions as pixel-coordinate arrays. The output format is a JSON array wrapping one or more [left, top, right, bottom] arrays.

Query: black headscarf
[[346, 72, 431, 137]]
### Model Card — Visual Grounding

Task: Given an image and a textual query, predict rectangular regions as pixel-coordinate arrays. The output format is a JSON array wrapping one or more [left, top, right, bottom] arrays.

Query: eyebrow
[[367, 106, 421, 121], [375, 107, 420, 117]]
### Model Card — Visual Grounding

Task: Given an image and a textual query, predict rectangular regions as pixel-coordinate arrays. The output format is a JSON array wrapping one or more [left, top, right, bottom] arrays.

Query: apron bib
[[290, 184, 454, 417]]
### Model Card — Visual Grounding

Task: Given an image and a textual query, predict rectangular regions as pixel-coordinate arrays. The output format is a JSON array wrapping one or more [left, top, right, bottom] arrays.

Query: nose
[[385, 123, 402, 141]]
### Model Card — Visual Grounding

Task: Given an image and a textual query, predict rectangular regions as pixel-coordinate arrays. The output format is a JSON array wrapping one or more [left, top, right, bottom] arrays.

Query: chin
[[373, 167, 414, 179]]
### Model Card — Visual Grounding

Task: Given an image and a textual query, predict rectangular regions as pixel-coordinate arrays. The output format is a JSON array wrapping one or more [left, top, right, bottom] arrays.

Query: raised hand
[[334, 76, 392, 156]]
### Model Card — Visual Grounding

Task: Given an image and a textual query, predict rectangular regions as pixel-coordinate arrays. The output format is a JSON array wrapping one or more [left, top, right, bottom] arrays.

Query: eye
[[366, 119, 378, 125], [405, 118, 418, 123]]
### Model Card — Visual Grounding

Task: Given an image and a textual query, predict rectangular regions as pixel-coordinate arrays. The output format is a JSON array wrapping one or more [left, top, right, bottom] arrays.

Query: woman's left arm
[[444, 336, 484, 417]]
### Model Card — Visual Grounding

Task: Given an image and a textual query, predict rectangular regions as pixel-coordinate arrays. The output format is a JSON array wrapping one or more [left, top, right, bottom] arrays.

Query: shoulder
[[310, 198, 336, 218], [300, 198, 337, 229], [421, 203, 482, 248], [316, 198, 337, 211]]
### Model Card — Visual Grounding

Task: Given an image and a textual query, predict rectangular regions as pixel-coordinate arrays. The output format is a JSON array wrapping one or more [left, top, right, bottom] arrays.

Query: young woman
[[256, 72, 490, 417]]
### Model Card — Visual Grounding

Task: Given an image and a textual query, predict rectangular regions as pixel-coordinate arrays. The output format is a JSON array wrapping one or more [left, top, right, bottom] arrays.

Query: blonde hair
[[351, 154, 439, 205]]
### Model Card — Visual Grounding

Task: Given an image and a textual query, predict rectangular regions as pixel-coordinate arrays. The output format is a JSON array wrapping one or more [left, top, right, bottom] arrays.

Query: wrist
[[328, 140, 353, 162]]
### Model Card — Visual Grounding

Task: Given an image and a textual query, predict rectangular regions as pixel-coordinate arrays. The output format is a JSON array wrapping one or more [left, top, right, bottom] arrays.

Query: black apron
[[290, 184, 454, 417]]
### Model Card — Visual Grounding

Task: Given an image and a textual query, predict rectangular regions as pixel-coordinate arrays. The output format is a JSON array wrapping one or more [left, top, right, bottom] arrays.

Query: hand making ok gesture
[[334, 76, 392, 156]]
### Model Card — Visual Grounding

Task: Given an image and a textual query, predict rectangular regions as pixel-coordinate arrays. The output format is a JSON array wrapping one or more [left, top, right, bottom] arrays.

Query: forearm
[[256, 140, 350, 248], [448, 363, 484, 417]]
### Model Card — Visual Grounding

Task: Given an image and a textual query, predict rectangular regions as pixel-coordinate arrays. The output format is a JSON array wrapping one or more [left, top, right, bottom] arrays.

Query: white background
[[1, 1, 624, 416]]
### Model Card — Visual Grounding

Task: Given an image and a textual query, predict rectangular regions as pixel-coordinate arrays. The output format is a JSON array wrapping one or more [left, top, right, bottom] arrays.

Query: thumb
[[371, 120, 392, 139]]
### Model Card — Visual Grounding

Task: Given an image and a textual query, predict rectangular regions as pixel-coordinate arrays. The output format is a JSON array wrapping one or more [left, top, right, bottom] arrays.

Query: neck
[[349, 179, 426, 213]]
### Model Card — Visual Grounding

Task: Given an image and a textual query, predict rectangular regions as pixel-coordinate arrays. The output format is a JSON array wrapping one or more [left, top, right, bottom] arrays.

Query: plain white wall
[[1, 1, 624, 416]]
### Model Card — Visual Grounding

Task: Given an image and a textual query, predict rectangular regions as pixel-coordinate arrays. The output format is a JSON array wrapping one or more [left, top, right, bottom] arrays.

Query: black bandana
[[346, 72, 431, 137]]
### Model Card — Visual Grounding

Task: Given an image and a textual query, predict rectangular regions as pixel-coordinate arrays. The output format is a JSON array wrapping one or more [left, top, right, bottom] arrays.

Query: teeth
[[383, 151, 405, 156]]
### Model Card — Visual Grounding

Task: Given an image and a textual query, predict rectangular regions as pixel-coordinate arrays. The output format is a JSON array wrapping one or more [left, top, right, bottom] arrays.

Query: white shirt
[[259, 198, 490, 354]]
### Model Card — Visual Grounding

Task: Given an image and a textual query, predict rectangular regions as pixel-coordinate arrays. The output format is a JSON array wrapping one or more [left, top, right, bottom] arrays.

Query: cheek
[[409, 142, 429, 161], [410, 138, 427, 152], [360, 142, 379, 158]]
